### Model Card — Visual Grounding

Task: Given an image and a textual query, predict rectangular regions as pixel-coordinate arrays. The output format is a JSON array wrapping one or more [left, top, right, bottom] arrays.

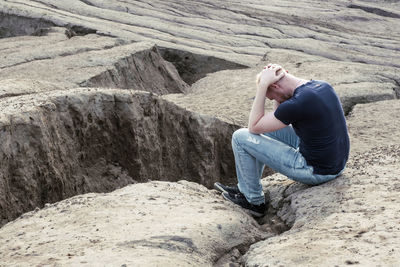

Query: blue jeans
[[231, 127, 343, 205]]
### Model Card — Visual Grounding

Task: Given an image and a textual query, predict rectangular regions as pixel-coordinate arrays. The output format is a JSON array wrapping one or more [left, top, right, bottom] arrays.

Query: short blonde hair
[[256, 68, 285, 87]]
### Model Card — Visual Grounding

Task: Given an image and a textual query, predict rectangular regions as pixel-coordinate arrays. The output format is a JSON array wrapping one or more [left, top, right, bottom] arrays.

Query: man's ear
[[269, 83, 278, 90]]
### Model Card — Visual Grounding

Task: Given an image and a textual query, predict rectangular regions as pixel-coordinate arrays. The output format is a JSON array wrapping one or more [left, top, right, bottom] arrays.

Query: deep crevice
[[342, 94, 396, 116], [392, 78, 400, 99], [0, 13, 56, 38], [79, 46, 190, 95], [0, 91, 239, 227], [65, 25, 98, 38], [214, 182, 303, 266], [159, 47, 249, 85], [0, 12, 98, 39], [348, 4, 400, 19]]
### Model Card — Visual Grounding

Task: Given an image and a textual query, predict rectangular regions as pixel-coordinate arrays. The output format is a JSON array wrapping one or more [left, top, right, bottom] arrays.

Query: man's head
[[256, 65, 293, 103]]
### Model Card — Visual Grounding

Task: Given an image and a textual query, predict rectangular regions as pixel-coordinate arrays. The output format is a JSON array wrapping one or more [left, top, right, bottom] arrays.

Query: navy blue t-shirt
[[274, 80, 350, 175]]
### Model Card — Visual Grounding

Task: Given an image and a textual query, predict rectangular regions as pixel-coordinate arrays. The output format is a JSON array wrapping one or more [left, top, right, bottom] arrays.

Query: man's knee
[[232, 128, 264, 149], [232, 128, 251, 144]]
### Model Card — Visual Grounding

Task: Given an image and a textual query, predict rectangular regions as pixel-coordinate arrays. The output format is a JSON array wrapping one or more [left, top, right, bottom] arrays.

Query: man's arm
[[248, 111, 286, 134], [248, 66, 286, 134]]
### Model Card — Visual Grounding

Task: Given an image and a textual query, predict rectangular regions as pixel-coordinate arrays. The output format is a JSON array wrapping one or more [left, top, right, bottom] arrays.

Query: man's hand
[[249, 64, 287, 134], [256, 64, 285, 91]]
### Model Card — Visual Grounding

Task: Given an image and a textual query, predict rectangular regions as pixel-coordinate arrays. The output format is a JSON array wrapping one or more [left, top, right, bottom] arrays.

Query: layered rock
[[0, 88, 238, 226], [1, 0, 400, 68], [0, 29, 188, 94]]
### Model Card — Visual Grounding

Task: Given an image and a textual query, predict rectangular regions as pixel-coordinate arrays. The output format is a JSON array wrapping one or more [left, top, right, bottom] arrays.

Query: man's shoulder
[[299, 80, 331, 91], [296, 80, 334, 98]]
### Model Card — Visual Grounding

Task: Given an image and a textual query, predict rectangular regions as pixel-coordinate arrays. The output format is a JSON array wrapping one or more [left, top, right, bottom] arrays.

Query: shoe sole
[[213, 182, 228, 193], [214, 182, 240, 195], [222, 192, 264, 218]]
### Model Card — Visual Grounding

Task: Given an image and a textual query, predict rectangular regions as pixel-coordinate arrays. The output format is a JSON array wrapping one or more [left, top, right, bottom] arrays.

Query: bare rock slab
[[0, 181, 266, 266]]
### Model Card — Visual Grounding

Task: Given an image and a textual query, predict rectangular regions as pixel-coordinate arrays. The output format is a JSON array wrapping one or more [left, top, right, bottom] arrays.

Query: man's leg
[[262, 125, 300, 149], [263, 126, 342, 185], [231, 127, 311, 205]]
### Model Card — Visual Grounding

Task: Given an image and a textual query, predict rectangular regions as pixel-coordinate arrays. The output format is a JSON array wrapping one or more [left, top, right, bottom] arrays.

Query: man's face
[[266, 84, 291, 103]]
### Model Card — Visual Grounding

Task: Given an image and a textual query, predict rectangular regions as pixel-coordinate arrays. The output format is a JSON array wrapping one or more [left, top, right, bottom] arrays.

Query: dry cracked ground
[[0, 0, 399, 266]]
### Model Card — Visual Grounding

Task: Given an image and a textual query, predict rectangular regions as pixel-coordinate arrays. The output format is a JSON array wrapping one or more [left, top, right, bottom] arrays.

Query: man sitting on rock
[[215, 63, 350, 217]]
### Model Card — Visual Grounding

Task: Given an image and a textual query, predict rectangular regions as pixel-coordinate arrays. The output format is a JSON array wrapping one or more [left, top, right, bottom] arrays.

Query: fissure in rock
[[0, 13, 56, 38], [159, 47, 249, 85]]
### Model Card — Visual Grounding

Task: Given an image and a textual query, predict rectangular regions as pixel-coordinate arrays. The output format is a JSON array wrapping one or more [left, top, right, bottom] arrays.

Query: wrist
[[257, 83, 270, 92]]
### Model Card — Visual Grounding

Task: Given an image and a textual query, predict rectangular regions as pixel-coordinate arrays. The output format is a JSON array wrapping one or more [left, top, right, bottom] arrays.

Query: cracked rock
[[0, 181, 267, 266]]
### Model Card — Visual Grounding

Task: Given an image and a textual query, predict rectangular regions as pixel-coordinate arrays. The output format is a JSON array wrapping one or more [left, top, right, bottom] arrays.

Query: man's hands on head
[[248, 63, 287, 134], [256, 64, 285, 91]]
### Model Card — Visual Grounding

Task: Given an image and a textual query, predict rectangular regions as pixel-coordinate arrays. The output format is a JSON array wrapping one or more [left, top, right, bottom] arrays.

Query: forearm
[[248, 64, 285, 132], [248, 87, 267, 132]]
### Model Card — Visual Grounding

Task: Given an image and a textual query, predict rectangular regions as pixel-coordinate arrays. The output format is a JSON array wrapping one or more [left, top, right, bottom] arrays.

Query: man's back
[[275, 80, 350, 175]]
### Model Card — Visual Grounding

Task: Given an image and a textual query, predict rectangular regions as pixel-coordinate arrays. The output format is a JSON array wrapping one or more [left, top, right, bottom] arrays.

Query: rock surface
[[242, 99, 400, 266], [0, 29, 189, 94], [0, 181, 267, 266], [1, 0, 400, 67], [347, 99, 400, 155], [0, 88, 238, 226], [0, 0, 399, 266], [246, 144, 400, 266]]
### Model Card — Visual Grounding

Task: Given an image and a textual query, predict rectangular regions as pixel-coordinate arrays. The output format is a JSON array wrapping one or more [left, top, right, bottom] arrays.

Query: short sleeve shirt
[[274, 80, 350, 175]]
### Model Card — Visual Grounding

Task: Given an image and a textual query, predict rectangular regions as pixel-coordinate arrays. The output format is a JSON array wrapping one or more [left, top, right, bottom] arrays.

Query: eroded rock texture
[[0, 89, 238, 226], [0, 29, 189, 94], [0, 181, 267, 266], [245, 145, 400, 266], [0, 0, 399, 266]]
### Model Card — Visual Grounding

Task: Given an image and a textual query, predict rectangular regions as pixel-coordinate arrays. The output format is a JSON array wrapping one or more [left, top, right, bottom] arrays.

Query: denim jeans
[[231, 127, 344, 205]]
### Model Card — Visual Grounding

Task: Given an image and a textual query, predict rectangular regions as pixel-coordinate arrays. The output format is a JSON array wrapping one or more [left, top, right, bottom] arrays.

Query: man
[[215, 64, 350, 217]]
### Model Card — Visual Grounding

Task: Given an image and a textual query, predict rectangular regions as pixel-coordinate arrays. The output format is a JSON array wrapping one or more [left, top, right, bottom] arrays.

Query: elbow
[[248, 125, 262, 134], [248, 123, 256, 134]]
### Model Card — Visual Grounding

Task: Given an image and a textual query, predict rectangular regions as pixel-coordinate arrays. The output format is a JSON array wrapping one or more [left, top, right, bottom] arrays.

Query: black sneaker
[[222, 192, 266, 218], [214, 182, 240, 195]]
